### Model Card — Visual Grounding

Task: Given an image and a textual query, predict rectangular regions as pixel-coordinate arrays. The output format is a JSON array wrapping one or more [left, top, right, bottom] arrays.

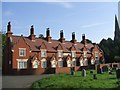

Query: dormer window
[[83, 51, 87, 57], [19, 48, 26, 57], [95, 51, 99, 58], [41, 49, 46, 57], [72, 51, 76, 58], [58, 50, 63, 57]]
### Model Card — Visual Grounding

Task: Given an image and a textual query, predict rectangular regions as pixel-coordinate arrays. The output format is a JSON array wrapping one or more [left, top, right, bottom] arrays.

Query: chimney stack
[[71, 32, 77, 44], [46, 28, 52, 43], [59, 30, 65, 43], [29, 25, 35, 41], [6, 21, 13, 38], [30, 25, 34, 35], [81, 34, 86, 44]]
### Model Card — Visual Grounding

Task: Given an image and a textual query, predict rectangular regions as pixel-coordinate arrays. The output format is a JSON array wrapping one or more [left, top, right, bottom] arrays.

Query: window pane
[[84, 51, 87, 57], [41, 50, 46, 57], [59, 61, 63, 67], [18, 61, 27, 69], [42, 61, 46, 68], [72, 52, 76, 57], [58, 51, 63, 57], [19, 48, 26, 56]]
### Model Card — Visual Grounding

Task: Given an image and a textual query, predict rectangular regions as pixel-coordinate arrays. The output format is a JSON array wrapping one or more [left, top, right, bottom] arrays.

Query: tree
[[39, 34, 45, 39], [114, 56, 120, 62]]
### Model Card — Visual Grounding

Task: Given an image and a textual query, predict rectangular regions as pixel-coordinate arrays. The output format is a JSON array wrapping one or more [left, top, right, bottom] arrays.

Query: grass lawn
[[32, 70, 120, 89]]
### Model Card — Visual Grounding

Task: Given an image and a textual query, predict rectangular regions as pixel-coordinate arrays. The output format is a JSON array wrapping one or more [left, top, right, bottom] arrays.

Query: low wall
[[56, 67, 70, 74]]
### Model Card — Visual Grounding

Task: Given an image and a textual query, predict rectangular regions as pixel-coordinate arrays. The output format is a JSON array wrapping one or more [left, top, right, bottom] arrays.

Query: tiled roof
[[12, 35, 96, 53]]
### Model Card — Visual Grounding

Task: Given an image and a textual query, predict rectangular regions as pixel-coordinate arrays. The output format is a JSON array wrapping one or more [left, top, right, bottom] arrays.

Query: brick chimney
[[71, 32, 77, 44], [29, 25, 36, 41], [59, 30, 65, 43], [6, 22, 13, 38], [81, 34, 86, 44], [46, 28, 52, 43]]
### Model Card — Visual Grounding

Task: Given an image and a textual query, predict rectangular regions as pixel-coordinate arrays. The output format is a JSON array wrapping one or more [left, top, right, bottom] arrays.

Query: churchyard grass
[[32, 70, 120, 88]]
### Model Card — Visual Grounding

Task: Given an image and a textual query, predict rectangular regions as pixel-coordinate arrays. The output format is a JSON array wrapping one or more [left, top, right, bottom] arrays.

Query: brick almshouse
[[3, 22, 104, 75]]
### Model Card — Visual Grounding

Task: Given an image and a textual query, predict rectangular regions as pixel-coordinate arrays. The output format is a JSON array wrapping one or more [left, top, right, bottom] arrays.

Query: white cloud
[[3, 11, 13, 17], [81, 22, 110, 28]]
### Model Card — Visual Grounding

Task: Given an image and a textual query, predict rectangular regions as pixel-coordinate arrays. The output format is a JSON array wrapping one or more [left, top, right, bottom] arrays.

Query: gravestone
[[90, 70, 93, 74], [108, 68, 112, 74], [70, 67, 74, 75], [102, 66, 108, 72], [97, 68, 103, 74], [116, 69, 120, 78], [93, 74, 97, 80], [82, 69, 86, 77]]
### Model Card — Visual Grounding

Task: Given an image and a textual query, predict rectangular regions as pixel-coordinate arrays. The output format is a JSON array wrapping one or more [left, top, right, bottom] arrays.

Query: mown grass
[[32, 70, 120, 89]]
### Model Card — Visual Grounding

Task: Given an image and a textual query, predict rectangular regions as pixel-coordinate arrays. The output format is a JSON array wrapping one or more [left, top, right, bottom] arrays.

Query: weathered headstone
[[93, 74, 97, 80], [70, 67, 74, 75], [116, 69, 120, 78], [108, 68, 112, 74], [90, 70, 93, 74], [102, 66, 108, 72], [82, 69, 86, 77], [97, 68, 103, 74]]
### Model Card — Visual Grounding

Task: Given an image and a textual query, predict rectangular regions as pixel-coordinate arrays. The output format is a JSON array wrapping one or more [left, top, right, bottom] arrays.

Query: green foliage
[[114, 56, 120, 62], [39, 34, 45, 39], [99, 37, 120, 63], [32, 70, 120, 88]]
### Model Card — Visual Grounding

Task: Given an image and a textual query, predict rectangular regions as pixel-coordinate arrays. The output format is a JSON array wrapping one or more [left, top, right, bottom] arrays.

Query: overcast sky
[[2, 1, 119, 43]]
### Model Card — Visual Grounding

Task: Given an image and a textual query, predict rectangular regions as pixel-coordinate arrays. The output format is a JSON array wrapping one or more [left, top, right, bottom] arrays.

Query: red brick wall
[[56, 67, 70, 74]]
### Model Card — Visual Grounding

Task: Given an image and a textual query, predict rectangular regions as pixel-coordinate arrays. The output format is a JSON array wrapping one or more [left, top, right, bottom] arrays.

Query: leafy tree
[[39, 34, 45, 39], [114, 56, 120, 62]]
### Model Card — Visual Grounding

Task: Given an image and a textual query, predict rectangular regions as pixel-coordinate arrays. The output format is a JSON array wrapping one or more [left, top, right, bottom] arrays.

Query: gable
[[50, 54, 56, 61], [70, 44, 76, 51], [40, 42, 47, 49], [12, 35, 31, 50], [57, 43, 63, 50]]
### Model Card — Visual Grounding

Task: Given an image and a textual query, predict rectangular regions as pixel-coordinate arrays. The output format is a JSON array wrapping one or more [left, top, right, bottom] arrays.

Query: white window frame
[[41, 58, 47, 68], [41, 49, 47, 57], [19, 48, 26, 57], [95, 51, 99, 58], [33, 60, 39, 68], [84, 58, 88, 66], [58, 50, 63, 57], [91, 58, 95, 65], [80, 58, 84, 66], [72, 58, 76, 67], [51, 59, 57, 68], [83, 51, 87, 57], [67, 60, 71, 67], [17, 59, 27, 69], [58, 58, 63, 67], [72, 51, 76, 58]]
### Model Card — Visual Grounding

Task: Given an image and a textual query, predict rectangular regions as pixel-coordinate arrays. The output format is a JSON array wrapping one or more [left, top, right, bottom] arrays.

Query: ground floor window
[[41, 59, 47, 68], [58, 59, 63, 67], [91, 58, 95, 65], [80, 59, 84, 66], [17, 59, 27, 69], [67, 60, 71, 67], [33, 60, 39, 68], [72, 59, 76, 67], [84, 58, 88, 66], [51, 60, 57, 68]]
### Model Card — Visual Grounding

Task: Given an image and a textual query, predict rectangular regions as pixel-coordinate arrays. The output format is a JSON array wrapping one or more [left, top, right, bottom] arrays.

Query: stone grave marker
[[102, 66, 108, 72], [97, 68, 103, 74], [82, 69, 86, 77], [93, 74, 97, 80], [116, 69, 120, 78]]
